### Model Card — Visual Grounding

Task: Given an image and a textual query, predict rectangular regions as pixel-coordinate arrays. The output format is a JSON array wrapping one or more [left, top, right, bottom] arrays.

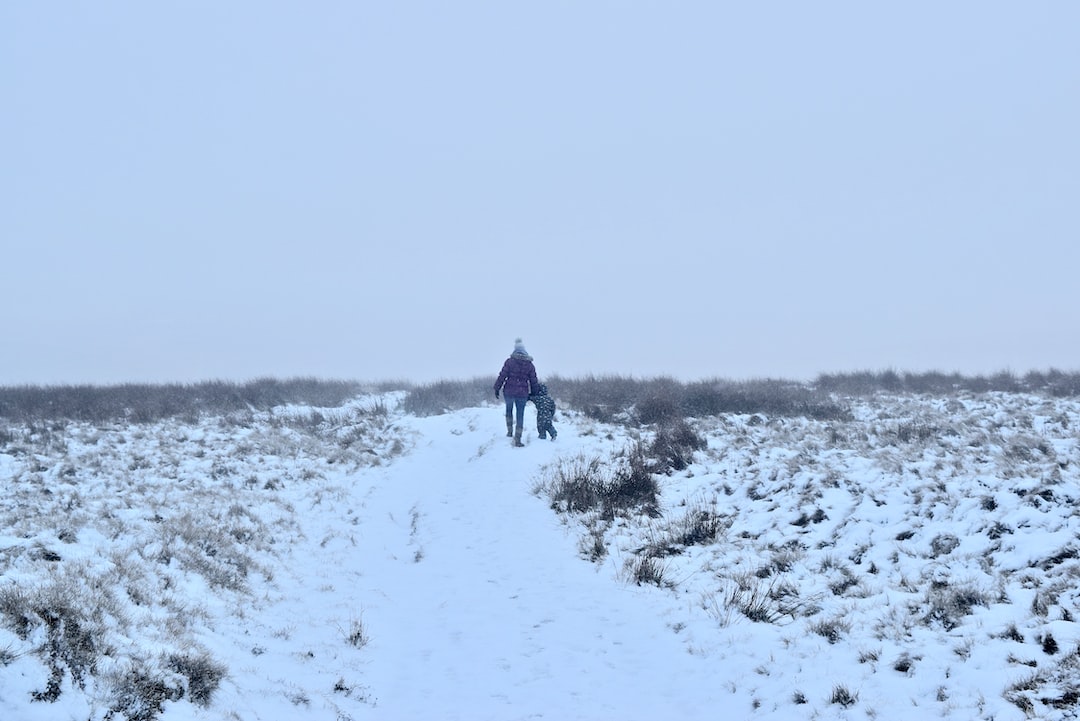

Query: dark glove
[[494, 390, 500, 400]]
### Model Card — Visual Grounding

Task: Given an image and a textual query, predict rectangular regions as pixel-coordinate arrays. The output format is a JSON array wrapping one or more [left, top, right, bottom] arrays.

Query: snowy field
[[1, 386, 1079, 720]]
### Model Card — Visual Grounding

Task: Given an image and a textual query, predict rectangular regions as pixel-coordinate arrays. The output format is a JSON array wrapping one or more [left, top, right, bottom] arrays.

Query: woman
[[494, 338, 539, 447]]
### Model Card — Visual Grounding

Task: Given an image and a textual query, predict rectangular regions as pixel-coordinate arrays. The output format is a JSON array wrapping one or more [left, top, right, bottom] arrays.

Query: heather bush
[[630, 376, 684, 424], [815, 368, 1080, 397], [830, 684, 859, 707], [537, 449, 659, 520], [648, 419, 707, 474], [665, 503, 729, 548], [624, 554, 672, 588], [812, 615, 852, 644], [0, 378, 376, 424], [0, 569, 228, 717], [106, 665, 184, 721], [549, 374, 652, 423], [705, 574, 807, 626], [922, 582, 991, 630], [343, 616, 371, 649], [546, 374, 850, 425], [1004, 644, 1080, 716], [0, 581, 108, 699], [401, 377, 493, 416], [537, 455, 608, 514], [680, 378, 850, 420]]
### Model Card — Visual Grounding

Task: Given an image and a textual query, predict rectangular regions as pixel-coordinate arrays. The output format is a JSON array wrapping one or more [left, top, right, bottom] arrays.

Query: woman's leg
[[513, 397, 527, 429]]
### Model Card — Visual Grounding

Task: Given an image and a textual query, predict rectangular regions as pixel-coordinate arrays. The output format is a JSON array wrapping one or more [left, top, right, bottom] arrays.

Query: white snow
[[1, 390, 1079, 720]]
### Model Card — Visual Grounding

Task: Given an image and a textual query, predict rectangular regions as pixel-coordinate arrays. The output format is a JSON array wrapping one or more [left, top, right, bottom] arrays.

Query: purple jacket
[[495, 352, 538, 398]]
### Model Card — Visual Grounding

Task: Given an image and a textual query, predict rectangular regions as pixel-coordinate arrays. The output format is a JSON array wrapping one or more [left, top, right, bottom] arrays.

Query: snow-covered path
[[339, 408, 724, 719]]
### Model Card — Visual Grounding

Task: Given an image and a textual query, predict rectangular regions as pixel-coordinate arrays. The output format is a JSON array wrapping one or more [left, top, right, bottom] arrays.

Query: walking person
[[494, 338, 539, 447], [529, 383, 558, 441]]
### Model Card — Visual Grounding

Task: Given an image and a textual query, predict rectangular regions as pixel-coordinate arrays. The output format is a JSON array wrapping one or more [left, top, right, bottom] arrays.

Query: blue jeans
[[504, 396, 527, 429]]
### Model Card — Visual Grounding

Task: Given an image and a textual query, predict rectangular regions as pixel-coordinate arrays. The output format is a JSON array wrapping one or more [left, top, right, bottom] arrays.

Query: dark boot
[[513, 427, 524, 447], [506, 418, 514, 437]]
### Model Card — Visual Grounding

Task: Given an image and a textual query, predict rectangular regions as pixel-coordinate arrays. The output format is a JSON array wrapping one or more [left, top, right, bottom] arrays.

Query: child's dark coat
[[529, 384, 558, 440]]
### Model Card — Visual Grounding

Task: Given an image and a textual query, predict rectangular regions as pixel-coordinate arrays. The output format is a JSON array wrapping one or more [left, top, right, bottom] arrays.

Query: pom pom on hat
[[514, 337, 527, 353]]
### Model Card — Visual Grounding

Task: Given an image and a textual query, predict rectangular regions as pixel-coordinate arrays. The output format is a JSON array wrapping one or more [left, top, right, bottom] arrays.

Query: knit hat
[[514, 337, 527, 354]]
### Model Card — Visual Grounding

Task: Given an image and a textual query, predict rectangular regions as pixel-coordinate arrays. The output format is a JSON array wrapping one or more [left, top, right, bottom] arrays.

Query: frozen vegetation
[[1, 373, 1079, 720]]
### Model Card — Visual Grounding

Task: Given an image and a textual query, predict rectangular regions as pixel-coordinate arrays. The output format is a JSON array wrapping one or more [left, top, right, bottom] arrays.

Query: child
[[529, 383, 558, 441]]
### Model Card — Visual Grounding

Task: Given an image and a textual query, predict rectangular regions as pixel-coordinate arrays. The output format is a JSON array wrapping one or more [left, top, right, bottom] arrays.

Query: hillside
[[1, 379, 1079, 720]]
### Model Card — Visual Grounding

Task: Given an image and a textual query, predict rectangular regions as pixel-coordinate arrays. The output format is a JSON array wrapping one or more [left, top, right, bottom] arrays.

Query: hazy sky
[[4, 2, 1078, 386]]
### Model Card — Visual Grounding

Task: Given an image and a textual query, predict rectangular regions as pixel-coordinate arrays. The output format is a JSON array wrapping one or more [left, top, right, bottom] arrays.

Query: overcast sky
[[4, 2, 1078, 386]]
